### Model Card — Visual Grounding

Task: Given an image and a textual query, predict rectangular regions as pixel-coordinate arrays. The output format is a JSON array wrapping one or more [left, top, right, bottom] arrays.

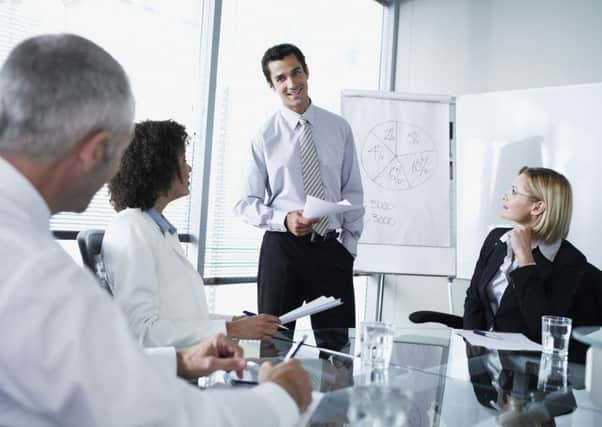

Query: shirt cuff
[[252, 382, 299, 426], [270, 209, 288, 232], [205, 319, 228, 336], [210, 313, 235, 321], [144, 346, 177, 376]]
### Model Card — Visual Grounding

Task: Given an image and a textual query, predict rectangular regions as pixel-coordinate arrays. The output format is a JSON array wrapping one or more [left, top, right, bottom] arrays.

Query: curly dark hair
[[109, 119, 188, 211]]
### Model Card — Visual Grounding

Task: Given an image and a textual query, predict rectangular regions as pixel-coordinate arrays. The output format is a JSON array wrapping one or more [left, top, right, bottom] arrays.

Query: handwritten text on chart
[[361, 121, 438, 191], [369, 200, 396, 227]]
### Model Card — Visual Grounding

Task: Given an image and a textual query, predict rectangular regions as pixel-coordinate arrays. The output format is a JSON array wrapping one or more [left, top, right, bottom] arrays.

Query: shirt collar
[[0, 156, 51, 232], [280, 100, 316, 130], [146, 207, 177, 235], [500, 230, 561, 262]]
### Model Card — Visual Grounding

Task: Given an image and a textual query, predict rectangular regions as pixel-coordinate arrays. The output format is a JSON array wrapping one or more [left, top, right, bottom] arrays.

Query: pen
[[230, 378, 259, 386], [284, 334, 308, 361], [473, 330, 503, 340], [242, 310, 290, 330]]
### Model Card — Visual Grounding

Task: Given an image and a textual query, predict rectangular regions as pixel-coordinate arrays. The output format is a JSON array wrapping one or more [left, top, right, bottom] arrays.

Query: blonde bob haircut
[[519, 166, 572, 243]]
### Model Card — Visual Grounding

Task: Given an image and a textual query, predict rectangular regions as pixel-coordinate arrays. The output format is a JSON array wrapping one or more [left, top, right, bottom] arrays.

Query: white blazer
[[102, 208, 228, 348]]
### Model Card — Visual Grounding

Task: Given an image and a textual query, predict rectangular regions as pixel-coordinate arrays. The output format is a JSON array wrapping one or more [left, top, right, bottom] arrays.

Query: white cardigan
[[102, 208, 228, 348]]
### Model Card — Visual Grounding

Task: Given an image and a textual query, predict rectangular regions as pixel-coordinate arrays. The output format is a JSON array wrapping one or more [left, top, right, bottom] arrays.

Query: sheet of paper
[[302, 196, 362, 219], [279, 296, 343, 324], [295, 391, 323, 427], [453, 329, 543, 352], [280, 296, 333, 320]]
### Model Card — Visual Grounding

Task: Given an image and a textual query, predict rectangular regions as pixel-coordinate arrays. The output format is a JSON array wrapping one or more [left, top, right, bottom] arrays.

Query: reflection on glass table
[[573, 326, 602, 408], [204, 327, 602, 426]]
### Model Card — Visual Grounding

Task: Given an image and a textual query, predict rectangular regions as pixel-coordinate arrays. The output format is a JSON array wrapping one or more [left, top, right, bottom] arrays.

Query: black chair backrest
[[408, 310, 463, 329], [76, 229, 105, 273]]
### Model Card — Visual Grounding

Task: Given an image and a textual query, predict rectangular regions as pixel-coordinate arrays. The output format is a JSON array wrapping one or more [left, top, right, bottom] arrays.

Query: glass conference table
[[209, 327, 602, 426]]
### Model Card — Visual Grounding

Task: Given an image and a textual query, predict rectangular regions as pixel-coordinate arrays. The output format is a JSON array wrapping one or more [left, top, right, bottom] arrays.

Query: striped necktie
[[298, 118, 329, 236]]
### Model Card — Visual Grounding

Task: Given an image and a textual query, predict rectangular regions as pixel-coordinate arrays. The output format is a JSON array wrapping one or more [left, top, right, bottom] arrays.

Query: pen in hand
[[284, 334, 308, 361], [231, 335, 308, 386], [242, 310, 290, 330]]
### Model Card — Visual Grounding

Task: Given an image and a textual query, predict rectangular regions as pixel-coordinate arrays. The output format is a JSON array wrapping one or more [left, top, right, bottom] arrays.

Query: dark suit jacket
[[463, 227, 602, 363]]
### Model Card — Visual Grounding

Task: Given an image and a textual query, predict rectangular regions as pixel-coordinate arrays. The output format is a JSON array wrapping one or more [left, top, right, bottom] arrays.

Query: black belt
[[309, 230, 339, 243]]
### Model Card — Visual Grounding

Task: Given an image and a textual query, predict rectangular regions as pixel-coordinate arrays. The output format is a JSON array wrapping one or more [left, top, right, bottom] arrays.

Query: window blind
[[1, 0, 204, 236]]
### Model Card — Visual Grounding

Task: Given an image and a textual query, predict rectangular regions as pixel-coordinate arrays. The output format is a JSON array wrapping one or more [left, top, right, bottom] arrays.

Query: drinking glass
[[541, 315, 572, 358]]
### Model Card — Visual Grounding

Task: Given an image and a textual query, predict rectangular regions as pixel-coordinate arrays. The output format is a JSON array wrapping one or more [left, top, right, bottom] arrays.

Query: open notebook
[[279, 296, 343, 324]]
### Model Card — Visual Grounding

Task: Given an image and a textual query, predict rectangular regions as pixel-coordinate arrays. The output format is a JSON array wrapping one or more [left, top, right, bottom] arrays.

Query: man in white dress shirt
[[234, 43, 364, 343], [0, 33, 310, 426]]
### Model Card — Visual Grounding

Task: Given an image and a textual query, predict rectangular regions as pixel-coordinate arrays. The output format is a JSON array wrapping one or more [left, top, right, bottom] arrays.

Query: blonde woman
[[463, 166, 602, 363]]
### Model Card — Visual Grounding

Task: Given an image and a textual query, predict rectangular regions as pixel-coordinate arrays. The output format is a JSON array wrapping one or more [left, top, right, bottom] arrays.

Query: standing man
[[234, 43, 364, 339], [0, 34, 311, 426]]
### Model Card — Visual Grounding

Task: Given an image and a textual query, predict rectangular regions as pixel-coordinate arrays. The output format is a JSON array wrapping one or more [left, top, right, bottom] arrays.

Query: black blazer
[[463, 227, 602, 363]]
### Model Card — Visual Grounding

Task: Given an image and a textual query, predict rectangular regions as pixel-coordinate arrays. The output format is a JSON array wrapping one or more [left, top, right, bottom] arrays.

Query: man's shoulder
[[313, 105, 349, 127], [255, 110, 282, 136]]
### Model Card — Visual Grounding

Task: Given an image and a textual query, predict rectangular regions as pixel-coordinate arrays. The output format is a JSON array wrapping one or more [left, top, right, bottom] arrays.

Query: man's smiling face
[[268, 53, 310, 114]]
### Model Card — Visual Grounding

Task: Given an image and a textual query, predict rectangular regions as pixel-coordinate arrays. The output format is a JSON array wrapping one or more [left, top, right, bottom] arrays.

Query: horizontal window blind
[[1, 0, 204, 236]]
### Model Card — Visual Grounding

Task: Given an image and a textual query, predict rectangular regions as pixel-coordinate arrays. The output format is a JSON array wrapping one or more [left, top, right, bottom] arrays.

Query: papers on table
[[453, 329, 543, 352], [279, 296, 343, 324], [302, 196, 363, 219]]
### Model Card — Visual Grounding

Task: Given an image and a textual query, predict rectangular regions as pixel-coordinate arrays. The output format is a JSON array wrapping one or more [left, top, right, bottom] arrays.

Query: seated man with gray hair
[[0, 33, 311, 426]]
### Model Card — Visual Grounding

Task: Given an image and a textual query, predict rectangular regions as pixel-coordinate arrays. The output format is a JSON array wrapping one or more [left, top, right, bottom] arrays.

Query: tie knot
[[299, 118, 310, 128]]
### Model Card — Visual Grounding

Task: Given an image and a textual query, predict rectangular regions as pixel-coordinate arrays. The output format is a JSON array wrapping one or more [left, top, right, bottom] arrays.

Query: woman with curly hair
[[102, 120, 280, 348]]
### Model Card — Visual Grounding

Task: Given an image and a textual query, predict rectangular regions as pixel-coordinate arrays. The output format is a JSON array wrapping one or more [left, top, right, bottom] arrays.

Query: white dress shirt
[[0, 156, 298, 427], [233, 103, 364, 256], [103, 208, 229, 349], [486, 230, 562, 314]]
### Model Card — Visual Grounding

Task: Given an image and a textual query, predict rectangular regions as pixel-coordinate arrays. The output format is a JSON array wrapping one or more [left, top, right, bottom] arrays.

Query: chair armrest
[[409, 310, 463, 329]]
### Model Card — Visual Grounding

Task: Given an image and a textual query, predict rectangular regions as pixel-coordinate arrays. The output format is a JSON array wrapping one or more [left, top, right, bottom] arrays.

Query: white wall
[[383, 0, 602, 326], [395, 0, 602, 95]]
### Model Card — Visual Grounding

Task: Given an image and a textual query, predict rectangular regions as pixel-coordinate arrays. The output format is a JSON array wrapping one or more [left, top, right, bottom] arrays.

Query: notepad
[[453, 329, 543, 352], [279, 296, 343, 324]]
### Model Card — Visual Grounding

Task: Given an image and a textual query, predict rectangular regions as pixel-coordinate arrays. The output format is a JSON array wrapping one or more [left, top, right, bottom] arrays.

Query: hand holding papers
[[454, 329, 543, 351], [279, 296, 343, 324], [302, 196, 363, 219]]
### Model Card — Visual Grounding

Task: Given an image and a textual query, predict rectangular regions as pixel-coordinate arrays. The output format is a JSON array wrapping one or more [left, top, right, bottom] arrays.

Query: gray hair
[[0, 33, 135, 159]]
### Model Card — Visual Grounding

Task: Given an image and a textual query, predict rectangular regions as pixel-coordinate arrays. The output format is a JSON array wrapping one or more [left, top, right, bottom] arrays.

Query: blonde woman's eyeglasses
[[511, 187, 538, 201]]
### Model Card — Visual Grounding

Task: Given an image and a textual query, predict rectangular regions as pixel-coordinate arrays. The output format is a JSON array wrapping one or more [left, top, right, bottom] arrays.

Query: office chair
[[408, 310, 463, 329], [76, 229, 111, 295]]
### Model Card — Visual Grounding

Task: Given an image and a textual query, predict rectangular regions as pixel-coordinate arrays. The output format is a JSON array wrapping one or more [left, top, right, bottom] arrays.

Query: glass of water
[[360, 321, 394, 370], [541, 315, 572, 358]]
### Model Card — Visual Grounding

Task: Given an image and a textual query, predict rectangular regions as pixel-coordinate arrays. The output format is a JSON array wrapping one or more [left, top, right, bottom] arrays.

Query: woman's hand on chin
[[509, 226, 536, 266]]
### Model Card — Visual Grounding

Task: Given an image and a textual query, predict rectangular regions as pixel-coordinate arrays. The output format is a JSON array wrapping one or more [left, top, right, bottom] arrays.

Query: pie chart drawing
[[361, 121, 437, 191]]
